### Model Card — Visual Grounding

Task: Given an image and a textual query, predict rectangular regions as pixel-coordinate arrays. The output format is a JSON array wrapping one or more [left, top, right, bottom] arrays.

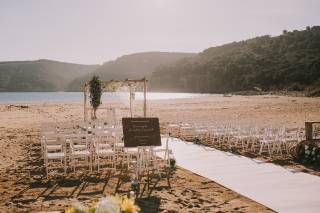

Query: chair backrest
[[42, 132, 64, 141], [70, 134, 91, 149], [95, 134, 115, 150], [43, 133, 66, 155]]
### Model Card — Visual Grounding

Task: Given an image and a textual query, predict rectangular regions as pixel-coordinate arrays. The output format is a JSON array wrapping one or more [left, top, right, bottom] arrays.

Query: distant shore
[[230, 89, 320, 97]]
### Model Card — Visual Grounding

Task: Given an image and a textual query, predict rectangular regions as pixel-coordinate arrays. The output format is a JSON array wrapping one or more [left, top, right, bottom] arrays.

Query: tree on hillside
[[150, 26, 320, 95]]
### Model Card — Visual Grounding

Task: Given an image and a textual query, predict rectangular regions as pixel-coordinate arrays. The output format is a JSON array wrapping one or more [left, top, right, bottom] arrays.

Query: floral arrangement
[[65, 194, 140, 213], [295, 142, 320, 165], [169, 157, 176, 168]]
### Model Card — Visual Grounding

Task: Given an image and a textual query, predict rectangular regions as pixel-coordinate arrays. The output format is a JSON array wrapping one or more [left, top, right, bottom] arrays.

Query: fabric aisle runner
[[158, 138, 320, 213]]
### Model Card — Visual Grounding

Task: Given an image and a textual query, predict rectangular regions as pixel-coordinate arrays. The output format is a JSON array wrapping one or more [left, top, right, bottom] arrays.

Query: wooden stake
[[143, 77, 147, 117], [84, 84, 87, 121], [130, 84, 133, 117]]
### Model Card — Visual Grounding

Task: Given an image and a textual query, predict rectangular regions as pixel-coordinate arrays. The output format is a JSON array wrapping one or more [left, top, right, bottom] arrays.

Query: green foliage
[[89, 75, 102, 119], [67, 52, 194, 91], [150, 26, 320, 95], [295, 142, 320, 166], [0, 59, 99, 91]]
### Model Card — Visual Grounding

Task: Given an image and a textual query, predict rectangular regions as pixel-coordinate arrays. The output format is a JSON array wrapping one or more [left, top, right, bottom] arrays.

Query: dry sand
[[0, 95, 319, 212]]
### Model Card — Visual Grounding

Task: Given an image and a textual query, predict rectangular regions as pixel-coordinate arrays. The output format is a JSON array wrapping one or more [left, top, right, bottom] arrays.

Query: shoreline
[[0, 95, 319, 106]]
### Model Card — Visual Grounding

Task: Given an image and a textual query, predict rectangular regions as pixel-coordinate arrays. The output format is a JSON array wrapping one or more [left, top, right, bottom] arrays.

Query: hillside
[[66, 52, 194, 91], [150, 26, 320, 95], [0, 59, 99, 91]]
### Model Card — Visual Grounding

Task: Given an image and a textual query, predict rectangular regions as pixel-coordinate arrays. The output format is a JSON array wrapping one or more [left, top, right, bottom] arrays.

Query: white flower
[[313, 147, 316, 151], [72, 200, 88, 213], [95, 197, 121, 213], [305, 145, 309, 150], [305, 150, 310, 155]]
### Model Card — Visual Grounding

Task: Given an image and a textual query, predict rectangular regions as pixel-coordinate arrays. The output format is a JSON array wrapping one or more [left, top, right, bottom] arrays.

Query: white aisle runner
[[161, 138, 320, 213]]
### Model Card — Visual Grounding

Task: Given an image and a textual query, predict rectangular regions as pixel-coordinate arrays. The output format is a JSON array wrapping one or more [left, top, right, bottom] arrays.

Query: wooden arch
[[83, 77, 147, 121]]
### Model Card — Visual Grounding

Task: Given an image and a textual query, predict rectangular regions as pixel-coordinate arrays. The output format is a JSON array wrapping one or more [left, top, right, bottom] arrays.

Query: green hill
[[66, 52, 195, 91], [150, 26, 320, 95], [0, 59, 99, 91]]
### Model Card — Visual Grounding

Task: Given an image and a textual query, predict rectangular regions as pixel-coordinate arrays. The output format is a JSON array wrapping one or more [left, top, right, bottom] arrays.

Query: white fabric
[[47, 152, 65, 158], [96, 149, 114, 155], [72, 150, 90, 156], [46, 145, 62, 150], [73, 144, 86, 149], [160, 138, 320, 213]]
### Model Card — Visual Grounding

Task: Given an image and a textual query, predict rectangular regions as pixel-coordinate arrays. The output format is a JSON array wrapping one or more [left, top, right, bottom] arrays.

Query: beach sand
[[0, 95, 319, 212]]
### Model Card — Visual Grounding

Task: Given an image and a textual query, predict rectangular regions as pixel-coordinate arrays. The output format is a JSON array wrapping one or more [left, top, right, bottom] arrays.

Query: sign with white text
[[122, 117, 161, 147]]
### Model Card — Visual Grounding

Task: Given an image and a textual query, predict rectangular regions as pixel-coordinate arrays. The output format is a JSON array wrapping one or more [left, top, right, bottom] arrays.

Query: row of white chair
[[167, 122, 304, 156], [41, 121, 173, 178], [42, 132, 118, 177]]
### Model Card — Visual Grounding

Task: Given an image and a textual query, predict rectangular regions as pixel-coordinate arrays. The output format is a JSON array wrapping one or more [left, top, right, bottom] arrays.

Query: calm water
[[0, 92, 214, 103]]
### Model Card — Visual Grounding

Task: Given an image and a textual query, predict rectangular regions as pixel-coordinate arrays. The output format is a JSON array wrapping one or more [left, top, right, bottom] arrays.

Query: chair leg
[[64, 157, 67, 174], [45, 158, 49, 178], [259, 142, 264, 154], [72, 157, 75, 172], [267, 144, 272, 156], [89, 155, 92, 172], [97, 155, 100, 172]]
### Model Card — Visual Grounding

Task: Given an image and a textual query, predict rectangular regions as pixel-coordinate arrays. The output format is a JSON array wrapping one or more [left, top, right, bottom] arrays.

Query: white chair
[[94, 135, 116, 172], [259, 128, 276, 156], [152, 136, 173, 169], [70, 135, 92, 172], [43, 134, 67, 178], [249, 127, 265, 152], [282, 128, 301, 154], [136, 147, 161, 178], [124, 147, 139, 170], [179, 124, 195, 141], [41, 132, 62, 158], [229, 127, 252, 151]]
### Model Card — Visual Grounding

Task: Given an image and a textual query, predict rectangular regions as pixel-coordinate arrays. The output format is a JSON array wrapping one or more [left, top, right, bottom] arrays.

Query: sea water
[[0, 92, 214, 104]]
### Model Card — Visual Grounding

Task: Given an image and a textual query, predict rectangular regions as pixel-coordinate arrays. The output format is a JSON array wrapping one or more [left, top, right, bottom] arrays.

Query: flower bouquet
[[294, 141, 320, 165], [65, 194, 140, 213]]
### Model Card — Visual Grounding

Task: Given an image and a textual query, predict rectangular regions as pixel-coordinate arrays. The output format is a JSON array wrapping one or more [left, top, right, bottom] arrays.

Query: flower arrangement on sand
[[65, 194, 140, 213], [295, 142, 320, 165]]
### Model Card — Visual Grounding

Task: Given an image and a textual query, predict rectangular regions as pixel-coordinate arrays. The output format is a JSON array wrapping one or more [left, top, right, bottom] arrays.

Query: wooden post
[[84, 84, 87, 121], [305, 122, 313, 141], [129, 84, 133, 117], [143, 77, 147, 117]]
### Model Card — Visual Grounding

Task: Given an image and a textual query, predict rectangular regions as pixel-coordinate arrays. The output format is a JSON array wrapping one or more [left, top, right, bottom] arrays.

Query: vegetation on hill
[[150, 26, 320, 95], [66, 52, 194, 91], [2, 27, 319, 94], [0, 59, 99, 91]]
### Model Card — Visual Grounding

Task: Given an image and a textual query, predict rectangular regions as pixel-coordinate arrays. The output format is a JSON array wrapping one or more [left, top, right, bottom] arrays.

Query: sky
[[0, 0, 319, 64]]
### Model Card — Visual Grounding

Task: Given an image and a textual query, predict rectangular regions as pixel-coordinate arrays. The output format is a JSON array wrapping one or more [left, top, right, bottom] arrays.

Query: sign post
[[122, 117, 162, 179]]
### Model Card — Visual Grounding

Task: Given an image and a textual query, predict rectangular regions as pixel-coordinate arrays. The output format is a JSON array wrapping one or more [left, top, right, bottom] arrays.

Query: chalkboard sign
[[305, 122, 320, 141], [122, 117, 161, 147]]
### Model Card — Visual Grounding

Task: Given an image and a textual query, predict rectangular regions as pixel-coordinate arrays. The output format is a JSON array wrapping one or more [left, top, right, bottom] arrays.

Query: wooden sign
[[305, 122, 320, 141], [122, 117, 161, 147]]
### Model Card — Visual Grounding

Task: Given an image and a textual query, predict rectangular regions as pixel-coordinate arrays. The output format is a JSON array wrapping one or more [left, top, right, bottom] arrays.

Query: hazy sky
[[0, 0, 319, 64]]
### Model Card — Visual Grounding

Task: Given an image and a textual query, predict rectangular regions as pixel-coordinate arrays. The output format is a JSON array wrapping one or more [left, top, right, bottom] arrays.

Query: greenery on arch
[[89, 75, 102, 120]]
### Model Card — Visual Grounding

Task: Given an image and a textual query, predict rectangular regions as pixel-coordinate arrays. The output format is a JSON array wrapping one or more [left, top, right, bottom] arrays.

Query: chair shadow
[[76, 172, 112, 198], [136, 196, 161, 213]]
